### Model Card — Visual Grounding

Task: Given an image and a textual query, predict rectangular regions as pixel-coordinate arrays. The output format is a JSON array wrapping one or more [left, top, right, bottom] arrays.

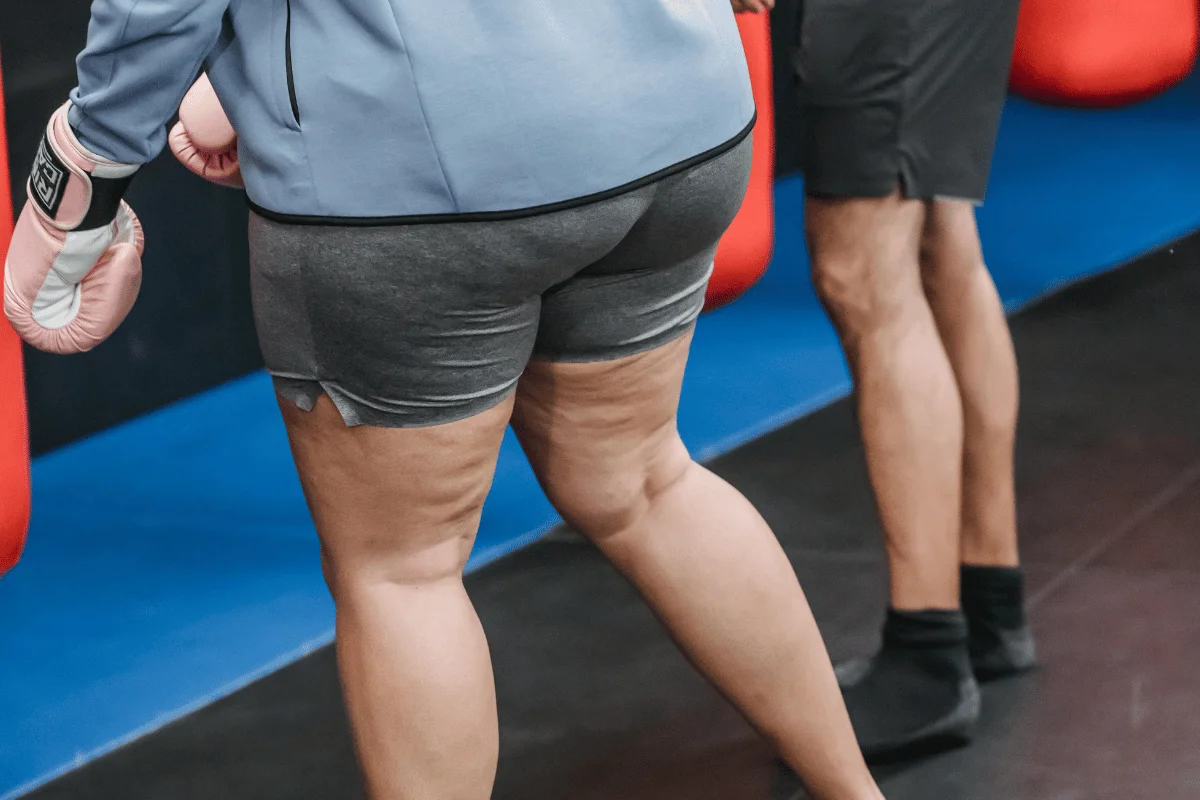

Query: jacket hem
[[245, 114, 756, 226]]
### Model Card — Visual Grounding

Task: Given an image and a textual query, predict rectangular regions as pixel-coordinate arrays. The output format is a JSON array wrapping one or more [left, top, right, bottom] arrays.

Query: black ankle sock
[[840, 608, 975, 753], [961, 564, 1027, 630], [883, 607, 969, 647], [878, 608, 972, 684]]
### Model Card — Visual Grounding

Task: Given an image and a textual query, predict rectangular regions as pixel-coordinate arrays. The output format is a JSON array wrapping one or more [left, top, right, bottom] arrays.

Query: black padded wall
[[769, 0, 805, 176]]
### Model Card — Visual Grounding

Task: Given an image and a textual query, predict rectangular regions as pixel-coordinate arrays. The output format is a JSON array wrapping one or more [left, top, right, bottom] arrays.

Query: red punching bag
[[1010, 0, 1199, 107], [0, 51, 32, 577], [705, 11, 776, 311]]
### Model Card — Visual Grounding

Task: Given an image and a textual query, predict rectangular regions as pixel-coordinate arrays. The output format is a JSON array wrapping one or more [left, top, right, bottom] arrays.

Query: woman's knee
[[319, 493, 484, 595], [512, 338, 694, 540], [514, 394, 692, 541], [541, 440, 692, 541]]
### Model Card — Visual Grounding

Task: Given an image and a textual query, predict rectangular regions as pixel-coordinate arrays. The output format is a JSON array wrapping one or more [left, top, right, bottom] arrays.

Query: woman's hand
[[169, 74, 243, 189]]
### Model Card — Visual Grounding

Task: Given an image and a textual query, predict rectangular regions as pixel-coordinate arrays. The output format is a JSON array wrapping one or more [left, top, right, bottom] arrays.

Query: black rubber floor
[[26, 234, 1200, 799]]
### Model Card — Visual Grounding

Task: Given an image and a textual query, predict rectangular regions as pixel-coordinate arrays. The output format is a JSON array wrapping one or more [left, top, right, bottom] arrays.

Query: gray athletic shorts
[[792, 0, 1022, 201], [248, 135, 752, 428]]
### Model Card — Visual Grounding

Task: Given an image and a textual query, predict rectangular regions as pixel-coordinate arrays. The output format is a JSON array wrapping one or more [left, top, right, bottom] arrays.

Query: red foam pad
[[0, 55, 32, 576], [1011, 0, 1199, 107], [705, 11, 776, 312]]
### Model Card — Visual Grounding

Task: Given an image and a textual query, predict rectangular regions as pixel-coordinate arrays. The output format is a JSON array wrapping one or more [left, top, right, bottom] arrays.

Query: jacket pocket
[[285, 0, 301, 124]]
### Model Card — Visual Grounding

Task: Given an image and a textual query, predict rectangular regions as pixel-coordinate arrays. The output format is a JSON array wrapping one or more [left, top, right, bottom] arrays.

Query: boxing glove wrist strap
[[28, 103, 139, 233]]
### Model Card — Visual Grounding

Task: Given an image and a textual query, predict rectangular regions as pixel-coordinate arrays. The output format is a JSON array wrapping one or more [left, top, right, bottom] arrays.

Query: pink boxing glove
[[3, 103, 144, 355], [169, 74, 243, 189]]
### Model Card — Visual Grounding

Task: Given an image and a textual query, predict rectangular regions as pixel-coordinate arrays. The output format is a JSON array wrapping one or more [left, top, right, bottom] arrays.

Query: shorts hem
[[271, 374, 517, 430], [530, 320, 697, 365], [803, 172, 987, 204]]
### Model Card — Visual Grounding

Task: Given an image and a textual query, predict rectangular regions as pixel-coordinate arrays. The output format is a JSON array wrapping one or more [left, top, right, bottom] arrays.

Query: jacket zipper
[[285, 0, 300, 123]]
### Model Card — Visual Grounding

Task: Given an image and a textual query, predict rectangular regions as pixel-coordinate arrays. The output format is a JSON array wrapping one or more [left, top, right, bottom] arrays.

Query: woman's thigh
[[280, 392, 515, 587]]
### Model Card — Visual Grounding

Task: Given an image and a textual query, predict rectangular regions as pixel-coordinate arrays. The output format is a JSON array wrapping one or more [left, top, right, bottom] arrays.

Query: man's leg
[[919, 201, 1018, 567], [806, 191, 979, 761], [807, 192, 962, 610], [919, 200, 1037, 678]]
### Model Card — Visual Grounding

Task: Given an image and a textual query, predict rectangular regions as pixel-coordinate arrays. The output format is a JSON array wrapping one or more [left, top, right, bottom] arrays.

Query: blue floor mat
[[5, 72, 1200, 797]]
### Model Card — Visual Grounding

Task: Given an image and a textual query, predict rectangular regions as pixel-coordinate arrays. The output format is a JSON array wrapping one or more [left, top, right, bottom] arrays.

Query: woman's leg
[[279, 393, 515, 800], [511, 332, 882, 800]]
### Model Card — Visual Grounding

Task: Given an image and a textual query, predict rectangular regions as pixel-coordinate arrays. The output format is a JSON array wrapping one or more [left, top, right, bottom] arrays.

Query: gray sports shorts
[[248, 135, 752, 428], [792, 0, 1022, 202]]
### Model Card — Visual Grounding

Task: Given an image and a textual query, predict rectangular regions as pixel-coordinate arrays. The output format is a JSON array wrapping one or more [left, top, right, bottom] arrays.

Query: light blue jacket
[[68, 0, 755, 222]]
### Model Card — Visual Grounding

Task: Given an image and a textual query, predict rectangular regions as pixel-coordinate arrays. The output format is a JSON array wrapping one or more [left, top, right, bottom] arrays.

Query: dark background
[[1, 1, 804, 455]]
